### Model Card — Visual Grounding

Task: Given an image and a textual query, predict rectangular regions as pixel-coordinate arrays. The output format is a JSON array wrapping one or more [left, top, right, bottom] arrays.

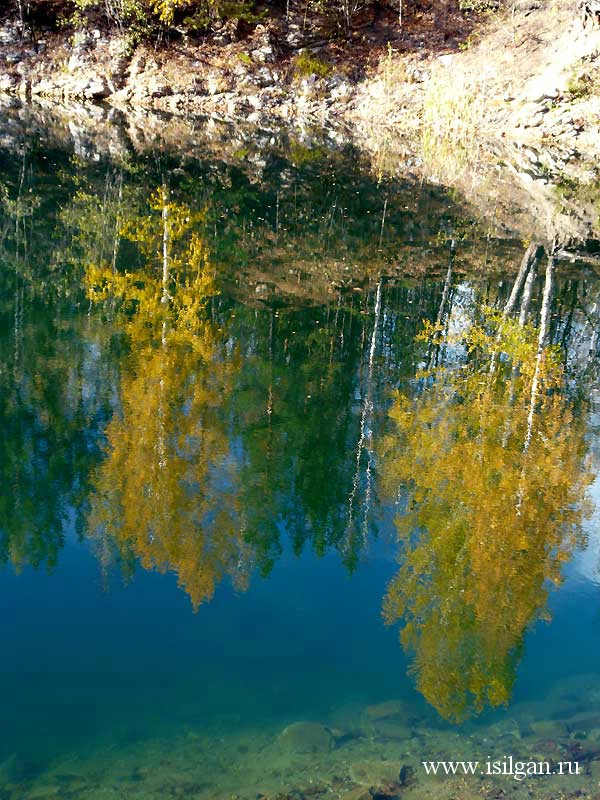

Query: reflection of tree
[[379, 258, 593, 722], [89, 331, 248, 609], [86, 187, 249, 610], [227, 285, 400, 575], [5, 144, 600, 599], [76, 176, 446, 604], [0, 150, 112, 572]]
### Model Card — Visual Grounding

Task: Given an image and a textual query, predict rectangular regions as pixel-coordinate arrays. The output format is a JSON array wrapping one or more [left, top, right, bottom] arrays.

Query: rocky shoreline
[[0, 0, 599, 258], [0, 0, 599, 152], [0, 15, 370, 125]]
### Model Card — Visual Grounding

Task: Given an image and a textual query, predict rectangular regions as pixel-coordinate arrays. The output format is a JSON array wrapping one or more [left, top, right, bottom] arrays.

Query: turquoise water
[[1, 126, 600, 800]]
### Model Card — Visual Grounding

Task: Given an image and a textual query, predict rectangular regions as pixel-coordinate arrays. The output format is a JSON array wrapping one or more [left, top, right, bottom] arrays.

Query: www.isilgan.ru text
[[422, 756, 582, 781]]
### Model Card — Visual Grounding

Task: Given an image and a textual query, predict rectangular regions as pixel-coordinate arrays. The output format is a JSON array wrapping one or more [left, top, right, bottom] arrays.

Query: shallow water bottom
[[7, 671, 600, 800]]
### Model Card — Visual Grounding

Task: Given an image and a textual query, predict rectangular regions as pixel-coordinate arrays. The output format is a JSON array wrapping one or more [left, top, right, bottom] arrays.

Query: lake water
[[1, 124, 600, 800]]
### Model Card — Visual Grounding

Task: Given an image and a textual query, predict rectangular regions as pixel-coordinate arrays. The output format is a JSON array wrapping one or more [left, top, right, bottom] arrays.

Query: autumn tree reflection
[[379, 254, 593, 722], [86, 186, 248, 610]]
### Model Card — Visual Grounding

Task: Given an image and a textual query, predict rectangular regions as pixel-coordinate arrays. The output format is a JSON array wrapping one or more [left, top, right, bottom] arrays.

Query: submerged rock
[[398, 764, 416, 787], [338, 789, 376, 800], [364, 700, 406, 721], [527, 718, 568, 739], [373, 719, 411, 740], [590, 759, 600, 782], [565, 712, 600, 733], [279, 721, 334, 754], [25, 785, 61, 800], [369, 785, 402, 800], [350, 760, 407, 787]]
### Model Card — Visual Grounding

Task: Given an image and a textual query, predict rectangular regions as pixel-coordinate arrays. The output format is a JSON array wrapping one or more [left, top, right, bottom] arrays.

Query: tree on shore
[[6, 0, 403, 42]]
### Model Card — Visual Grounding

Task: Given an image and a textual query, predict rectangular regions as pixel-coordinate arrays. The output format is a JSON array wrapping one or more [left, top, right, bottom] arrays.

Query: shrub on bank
[[5, 0, 403, 41]]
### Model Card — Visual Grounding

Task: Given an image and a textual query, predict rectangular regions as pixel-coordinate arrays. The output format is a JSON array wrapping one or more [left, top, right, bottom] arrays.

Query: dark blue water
[[1, 528, 404, 759]]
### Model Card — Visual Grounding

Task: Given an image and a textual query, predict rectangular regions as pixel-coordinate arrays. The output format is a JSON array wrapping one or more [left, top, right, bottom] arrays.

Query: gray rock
[[71, 30, 92, 49], [254, 67, 275, 87], [128, 53, 146, 79], [0, 25, 19, 45], [30, 78, 56, 95], [245, 94, 263, 110], [409, 66, 430, 83], [524, 111, 545, 128], [0, 74, 17, 92], [527, 88, 559, 103], [147, 78, 172, 98], [300, 74, 318, 92], [110, 86, 133, 104], [251, 45, 275, 63], [330, 81, 352, 100], [84, 76, 110, 99], [68, 52, 88, 72], [108, 44, 130, 89], [206, 73, 230, 95]]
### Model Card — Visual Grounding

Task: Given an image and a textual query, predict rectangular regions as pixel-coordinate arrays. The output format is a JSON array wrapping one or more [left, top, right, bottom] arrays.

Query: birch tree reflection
[[379, 252, 593, 723], [86, 187, 248, 610]]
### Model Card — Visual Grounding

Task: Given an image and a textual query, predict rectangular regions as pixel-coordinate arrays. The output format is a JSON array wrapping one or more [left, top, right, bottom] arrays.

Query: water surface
[[1, 131, 600, 800]]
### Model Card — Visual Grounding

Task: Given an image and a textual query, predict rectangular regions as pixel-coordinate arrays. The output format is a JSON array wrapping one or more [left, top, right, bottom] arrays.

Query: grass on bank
[[421, 67, 489, 180]]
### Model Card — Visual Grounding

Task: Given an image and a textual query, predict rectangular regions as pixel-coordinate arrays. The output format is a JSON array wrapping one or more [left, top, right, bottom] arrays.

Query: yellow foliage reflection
[[86, 187, 246, 610], [84, 187, 216, 342], [379, 309, 592, 722]]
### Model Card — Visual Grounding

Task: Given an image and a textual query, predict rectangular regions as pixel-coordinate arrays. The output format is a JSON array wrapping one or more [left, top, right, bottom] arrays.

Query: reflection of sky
[[571, 473, 600, 585], [447, 283, 476, 339], [569, 475, 600, 585], [0, 518, 411, 765], [570, 405, 600, 585]]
